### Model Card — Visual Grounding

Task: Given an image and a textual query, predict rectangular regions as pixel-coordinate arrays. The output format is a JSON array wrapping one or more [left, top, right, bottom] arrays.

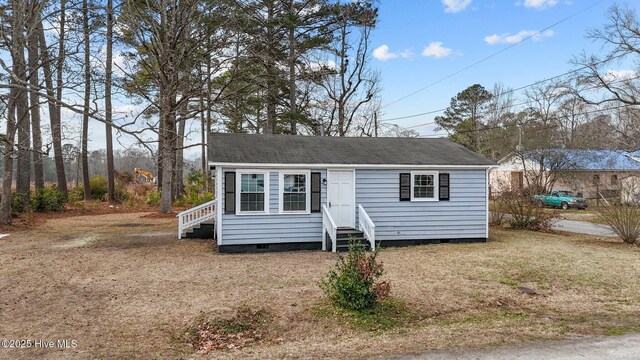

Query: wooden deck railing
[[358, 204, 376, 251], [177, 199, 216, 239], [322, 204, 337, 252]]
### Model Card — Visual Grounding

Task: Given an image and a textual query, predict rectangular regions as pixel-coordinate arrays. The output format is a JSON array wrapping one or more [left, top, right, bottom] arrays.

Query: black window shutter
[[439, 173, 450, 201], [311, 172, 321, 213], [224, 172, 236, 213], [399, 173, 411, 201]]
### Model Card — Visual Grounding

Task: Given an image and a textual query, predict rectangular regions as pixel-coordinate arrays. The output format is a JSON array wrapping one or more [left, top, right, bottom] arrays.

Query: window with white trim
[[411, 171, 438, 201], [280, 171, 310, 213], [238, 172, 267, 213]]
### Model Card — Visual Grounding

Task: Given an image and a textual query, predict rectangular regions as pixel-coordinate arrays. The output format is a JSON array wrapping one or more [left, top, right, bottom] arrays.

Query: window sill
[[235, 211, 269, 216], [410, 198, 439, 202], [280, 211, 311, 215]]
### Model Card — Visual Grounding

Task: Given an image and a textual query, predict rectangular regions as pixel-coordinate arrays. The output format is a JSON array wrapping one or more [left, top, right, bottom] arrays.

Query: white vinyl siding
[[218, 167, 488, 245], [222, 169, 326, 244], [356, 169, 487, 241]]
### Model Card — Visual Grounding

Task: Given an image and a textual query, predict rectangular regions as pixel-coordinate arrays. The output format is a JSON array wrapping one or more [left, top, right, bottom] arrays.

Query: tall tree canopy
[[435, 84, 493, 153]]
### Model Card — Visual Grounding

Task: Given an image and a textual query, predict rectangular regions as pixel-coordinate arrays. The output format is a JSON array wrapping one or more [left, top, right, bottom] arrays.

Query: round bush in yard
[[320, 239, 390, 312]]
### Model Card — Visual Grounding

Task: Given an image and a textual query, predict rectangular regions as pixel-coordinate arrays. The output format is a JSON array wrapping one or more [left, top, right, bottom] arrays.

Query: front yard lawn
[[2, 213, 640, 359]]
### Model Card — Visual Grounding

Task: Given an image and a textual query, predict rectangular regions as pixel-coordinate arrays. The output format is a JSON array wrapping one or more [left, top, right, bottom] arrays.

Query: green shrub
[[115, 186, 131, 202], [176, 191, 213, 207], [31, 187, 65, 212], [145, 189, 161, 205], [320, 239, 390, 312], [89, 176, 108, 200], [11, 192, 28, 215], [68, 186, 84, 203], [174, 170, 213, 207]]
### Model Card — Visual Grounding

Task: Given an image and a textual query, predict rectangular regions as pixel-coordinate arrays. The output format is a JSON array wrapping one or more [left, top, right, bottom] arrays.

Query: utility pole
[[316, 109, 324, 136], [374, 112, 378, 137]]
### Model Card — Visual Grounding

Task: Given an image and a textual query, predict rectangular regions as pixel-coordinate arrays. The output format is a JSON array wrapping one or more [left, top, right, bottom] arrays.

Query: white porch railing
[[177, 199, 216, 239], [358, 204, 376, 251], [322, 204, 338, 252]]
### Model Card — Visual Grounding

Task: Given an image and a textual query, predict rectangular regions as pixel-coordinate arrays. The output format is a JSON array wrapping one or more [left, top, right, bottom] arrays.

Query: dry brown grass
[[2, 214, 640, 359]]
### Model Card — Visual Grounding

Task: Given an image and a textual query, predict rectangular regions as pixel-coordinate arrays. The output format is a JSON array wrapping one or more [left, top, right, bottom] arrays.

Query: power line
[[396, 74, 640, 130], [418, 102, 638, 138], [380, 0, 608, 110], [382, 52, 631, 123]]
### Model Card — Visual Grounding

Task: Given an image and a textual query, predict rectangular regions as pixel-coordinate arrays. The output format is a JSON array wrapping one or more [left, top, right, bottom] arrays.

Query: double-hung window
[[237, 171, 269, 213], [280, 171, 310, 213], [411, 171, 438, 201]]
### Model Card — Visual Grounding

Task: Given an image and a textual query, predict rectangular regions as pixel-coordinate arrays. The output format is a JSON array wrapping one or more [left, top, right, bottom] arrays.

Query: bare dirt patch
[[2, 217, 640, 359]]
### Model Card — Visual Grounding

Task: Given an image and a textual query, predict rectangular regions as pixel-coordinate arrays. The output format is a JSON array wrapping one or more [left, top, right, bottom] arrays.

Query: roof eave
[[208, 161, 497, 169]]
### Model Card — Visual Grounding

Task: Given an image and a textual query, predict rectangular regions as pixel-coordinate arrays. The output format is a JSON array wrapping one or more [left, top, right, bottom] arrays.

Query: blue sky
[[372, 0, 620, 135], [0, 0, 626, 160]]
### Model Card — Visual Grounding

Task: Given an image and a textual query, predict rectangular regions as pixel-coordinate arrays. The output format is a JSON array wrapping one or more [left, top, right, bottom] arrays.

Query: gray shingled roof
[[208, 133, 496, 166]]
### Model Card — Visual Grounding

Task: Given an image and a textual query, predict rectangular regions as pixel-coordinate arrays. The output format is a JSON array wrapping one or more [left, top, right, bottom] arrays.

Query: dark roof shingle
[[208, 133, 496, 166]]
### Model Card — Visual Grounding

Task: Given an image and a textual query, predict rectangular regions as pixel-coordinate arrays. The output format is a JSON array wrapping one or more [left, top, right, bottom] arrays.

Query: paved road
[[383, 333, 640, 360], [493, 212, 617, 237], [551, 219, 617, 237]]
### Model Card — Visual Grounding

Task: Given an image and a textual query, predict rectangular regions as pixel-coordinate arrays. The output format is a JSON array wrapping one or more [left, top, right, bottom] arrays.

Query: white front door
[[327, 170, 355, 228]]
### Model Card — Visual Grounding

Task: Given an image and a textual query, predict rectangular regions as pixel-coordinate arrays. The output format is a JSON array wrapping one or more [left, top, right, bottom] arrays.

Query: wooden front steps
[[182, 220, 215, 240], [335, 227, 370, 252]]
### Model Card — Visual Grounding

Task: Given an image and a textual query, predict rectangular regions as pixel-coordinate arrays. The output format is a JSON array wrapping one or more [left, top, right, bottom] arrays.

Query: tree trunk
[[27, 27, 44, 190], [159, 90, 175, 213], [337, 25, 347, 136], [105, 0, 115, 202], [14, 16, 31, 207], [264, 1, 276, 134], [205, 58, 212, 192], [81, 0, 91, 200], [0, 88, 16, 225], [175, 102, 186, 199], [53, 0, 68, 197], [287, 13, 297, 135], [156, 131, 163, 191], [200, 93, 207, 182], [37, 14, 66, 197]]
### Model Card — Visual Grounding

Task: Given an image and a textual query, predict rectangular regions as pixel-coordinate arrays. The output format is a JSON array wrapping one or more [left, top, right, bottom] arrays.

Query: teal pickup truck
[[533, 190, 588, 210]]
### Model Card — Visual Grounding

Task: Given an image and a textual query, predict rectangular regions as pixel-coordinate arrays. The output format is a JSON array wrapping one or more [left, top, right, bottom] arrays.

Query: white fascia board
[[209, 162, 497, 170]]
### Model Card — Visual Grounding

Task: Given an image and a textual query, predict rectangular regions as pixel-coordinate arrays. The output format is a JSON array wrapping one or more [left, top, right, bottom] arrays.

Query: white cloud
[[372, 44, 413, 61], [442, 0, 472, 13], [422, 42, 453, 58], [373, 45, 398, 61], [523, 0, 558, 10], [603, 69, 637, 82], [484, 29, 555, 45]]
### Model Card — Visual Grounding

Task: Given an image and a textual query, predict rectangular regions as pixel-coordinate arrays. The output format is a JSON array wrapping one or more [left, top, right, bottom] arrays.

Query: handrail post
[[357, 204, 376, 251]]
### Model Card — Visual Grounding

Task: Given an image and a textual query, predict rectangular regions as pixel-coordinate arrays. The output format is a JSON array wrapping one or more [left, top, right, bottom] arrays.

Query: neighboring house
[[178, 133, 496, 253], [491, 149, 640, 199]]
